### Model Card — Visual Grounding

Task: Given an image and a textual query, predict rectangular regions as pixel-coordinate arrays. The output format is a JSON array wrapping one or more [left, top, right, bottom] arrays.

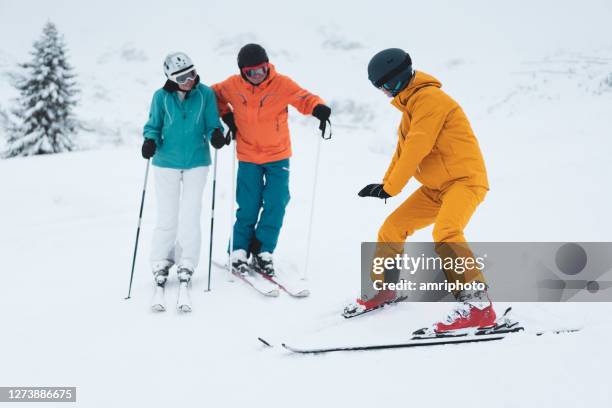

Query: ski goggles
[[169, 66, 197, 84], [241, 62, 269, 80], [380, 79, 404, 95]]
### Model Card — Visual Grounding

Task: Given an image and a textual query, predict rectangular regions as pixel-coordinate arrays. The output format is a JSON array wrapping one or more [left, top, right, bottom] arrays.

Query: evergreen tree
[[4, 22, 79, 158], [0, 106, 8, 130]]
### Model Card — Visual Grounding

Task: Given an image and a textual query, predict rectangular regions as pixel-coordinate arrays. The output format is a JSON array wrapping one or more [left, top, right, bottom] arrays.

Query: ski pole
[[206, 149, 219, 292], [125, 159, 151, 299], [228, 141, 237, 279], [303, 121, 331, 280]]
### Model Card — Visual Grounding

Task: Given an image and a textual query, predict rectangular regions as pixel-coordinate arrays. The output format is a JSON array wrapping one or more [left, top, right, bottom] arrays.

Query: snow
[[1, 0, 612, 407]]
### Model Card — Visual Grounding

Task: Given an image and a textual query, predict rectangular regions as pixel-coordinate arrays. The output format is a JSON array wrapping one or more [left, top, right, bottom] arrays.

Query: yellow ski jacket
[[382, 71, 489, 195]]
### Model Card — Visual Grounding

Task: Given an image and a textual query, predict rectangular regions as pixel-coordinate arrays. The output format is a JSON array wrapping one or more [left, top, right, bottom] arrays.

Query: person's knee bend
[[433, 224, 464, 243], [378, 216, 406, 242]]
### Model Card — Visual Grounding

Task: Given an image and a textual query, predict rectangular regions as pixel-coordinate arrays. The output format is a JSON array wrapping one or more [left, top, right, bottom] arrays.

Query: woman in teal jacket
[[142, 52, 227, 297]]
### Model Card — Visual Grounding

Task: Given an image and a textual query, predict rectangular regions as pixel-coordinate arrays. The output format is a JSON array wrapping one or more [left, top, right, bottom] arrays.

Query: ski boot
[[176, 266, 193, 313], [342, 289, 399, 318], [177, 267, 193, 283], [151, 262, 172, 312], [231, 249, 250, 277], [251, 252, 275, 277], [413, 284, 496, 337], [152, 262, 172, 286]]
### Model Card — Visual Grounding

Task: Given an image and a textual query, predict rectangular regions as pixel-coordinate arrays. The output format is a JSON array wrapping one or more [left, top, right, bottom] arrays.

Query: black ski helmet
[[367, 48, 414, 96], [237, 43, 269, 68]]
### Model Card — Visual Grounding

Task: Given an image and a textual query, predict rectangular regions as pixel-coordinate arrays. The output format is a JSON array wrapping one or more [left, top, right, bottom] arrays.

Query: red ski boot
[[414, 286, 497, 337], [434, 300, 496, 333], [343, 289, 399, 318]]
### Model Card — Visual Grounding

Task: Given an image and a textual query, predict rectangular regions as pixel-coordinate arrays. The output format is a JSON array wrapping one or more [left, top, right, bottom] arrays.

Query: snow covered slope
[[1, 1, 612, 407]]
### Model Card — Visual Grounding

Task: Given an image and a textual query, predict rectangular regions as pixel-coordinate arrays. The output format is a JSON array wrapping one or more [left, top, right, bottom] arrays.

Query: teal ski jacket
[[143, 81, 221, 169]]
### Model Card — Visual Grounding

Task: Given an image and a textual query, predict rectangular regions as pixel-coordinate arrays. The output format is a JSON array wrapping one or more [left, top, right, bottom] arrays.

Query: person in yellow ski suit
[[345, 49, 495, 334]]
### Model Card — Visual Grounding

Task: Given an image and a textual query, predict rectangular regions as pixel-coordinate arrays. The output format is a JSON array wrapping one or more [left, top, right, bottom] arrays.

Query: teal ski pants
[[232, 159, 290, 254]]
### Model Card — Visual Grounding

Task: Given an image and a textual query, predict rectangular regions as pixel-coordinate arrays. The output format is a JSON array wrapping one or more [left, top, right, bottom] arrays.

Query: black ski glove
[[358, 183, 391, 199], [312, 104, 331, 122], [222, 112, 238, 140], [210, 128, 228, 149], [141, 138, 156, 159]]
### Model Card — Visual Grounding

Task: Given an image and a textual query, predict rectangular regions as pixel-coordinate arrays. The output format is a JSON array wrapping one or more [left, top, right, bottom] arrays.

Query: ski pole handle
[[320, 119, 332, 140]]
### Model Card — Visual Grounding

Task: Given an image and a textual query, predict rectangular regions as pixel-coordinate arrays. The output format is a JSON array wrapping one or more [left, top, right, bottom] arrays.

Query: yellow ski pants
[[374, 183, 487, 287]]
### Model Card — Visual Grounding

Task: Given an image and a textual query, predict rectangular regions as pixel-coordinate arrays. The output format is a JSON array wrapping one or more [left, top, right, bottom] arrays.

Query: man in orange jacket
[[212, 44, 331, 277], [344, 48, 495, 335]]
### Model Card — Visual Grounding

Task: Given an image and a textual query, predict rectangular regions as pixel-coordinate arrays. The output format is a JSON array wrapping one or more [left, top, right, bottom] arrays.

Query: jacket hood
[[391, 71, 442, 109]]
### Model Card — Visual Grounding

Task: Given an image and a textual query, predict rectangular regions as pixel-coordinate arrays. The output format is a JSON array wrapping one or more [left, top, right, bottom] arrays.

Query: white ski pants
[[150, 165, 209, 273]]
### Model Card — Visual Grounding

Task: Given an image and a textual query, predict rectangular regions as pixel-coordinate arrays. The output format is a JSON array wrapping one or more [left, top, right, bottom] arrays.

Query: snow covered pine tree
[[3, 22, 79, 158]]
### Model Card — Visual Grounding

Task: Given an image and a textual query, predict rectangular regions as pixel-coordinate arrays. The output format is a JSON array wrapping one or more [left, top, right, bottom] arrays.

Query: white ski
[[212, 260, 279, 297], [151, 283, 166, 312], [177, 281, 192, 312], [262, 308, 581, 354], [233, 270, 280, 297], [257, 270, 310, 298]]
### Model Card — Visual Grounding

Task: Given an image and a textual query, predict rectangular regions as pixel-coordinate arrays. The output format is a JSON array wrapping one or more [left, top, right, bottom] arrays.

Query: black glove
[[210, 128, 229, 149], [312, 104, 331, 122], [141, 138, 156, 159], [358, 183, 391, 199], [222, 112, 237, 140]]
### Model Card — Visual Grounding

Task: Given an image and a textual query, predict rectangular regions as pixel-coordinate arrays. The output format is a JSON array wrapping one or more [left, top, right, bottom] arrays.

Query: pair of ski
[[151, 280, 192, 313], [261, 307, 581, 354], [212, 260, 310, 298]]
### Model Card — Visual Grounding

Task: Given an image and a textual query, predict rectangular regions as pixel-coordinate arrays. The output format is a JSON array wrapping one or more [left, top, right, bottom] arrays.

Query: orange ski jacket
[[211, 64, 324, 164], [382, 71, 489, 196]]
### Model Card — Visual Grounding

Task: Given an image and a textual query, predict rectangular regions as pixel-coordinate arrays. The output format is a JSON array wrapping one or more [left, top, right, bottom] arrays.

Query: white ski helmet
[[163, 52, 196, 83]]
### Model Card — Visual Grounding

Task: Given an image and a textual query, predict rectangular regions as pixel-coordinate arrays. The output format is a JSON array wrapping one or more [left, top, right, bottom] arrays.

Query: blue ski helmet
[[368, 48, 414, 96]]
